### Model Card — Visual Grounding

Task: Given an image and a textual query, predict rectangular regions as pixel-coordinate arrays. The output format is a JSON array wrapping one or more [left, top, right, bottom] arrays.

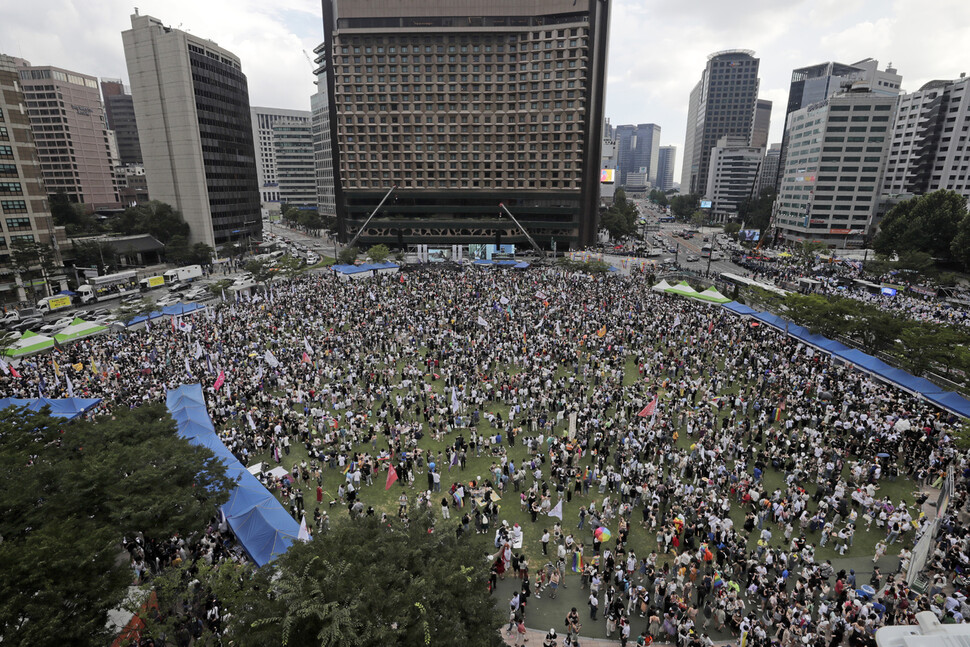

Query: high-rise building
[[751, 98, 772, 150], [100, 80, 142, 166], [632, 123, 661, 187], [656, 145, 676, 192], [613, 124, 636, 186], [754, 143, 780, 196], [310, 49, 337, 219], [602, 117, 614, 141], [0, 55, 62, 303], [250, 107, 312, 211], [773, 89, 897, 248], [600, 132, 618, 202], [777, 59, 901, 187], [681, 50, 761, 197], [704, 136, 763, 223], [123, 13, 260, 248], [14, 61, 119, 209], [273, 119, 316, 208], [884, 75, 970, 200], [317, 0, 611, 250]]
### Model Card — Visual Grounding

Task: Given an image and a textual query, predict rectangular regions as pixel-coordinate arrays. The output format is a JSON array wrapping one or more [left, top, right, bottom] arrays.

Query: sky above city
[[3, 0, 969, 184]]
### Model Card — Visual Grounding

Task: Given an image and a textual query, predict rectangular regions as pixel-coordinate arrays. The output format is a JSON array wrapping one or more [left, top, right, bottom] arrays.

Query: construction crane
[[346, 185, 397, 250], [498, 203, 546, 259]]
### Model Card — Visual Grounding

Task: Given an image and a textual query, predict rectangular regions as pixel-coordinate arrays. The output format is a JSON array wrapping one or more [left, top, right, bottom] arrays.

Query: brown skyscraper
[[318, 0, 611, 250]]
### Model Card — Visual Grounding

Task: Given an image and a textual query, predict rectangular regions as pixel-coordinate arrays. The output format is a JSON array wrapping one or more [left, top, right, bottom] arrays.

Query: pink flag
[[385, 464, 399, 490], [301, 351, 310, 364], [638, 396, 658, 418], [214, 370, 225, 390]]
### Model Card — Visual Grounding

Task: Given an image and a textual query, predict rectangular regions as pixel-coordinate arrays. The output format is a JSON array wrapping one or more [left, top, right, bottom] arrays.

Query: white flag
[[221, 289, 226, 302], [264, 349, 279, 368], [298, 515, 311, 542], [499, 296, 510, 305], [451, 386, 460, 413], [254, 366, 264, 383], [194, 341, 204, 359], [303, 338, 314, 356], [0, 358, 8, 375], [184, 357, 192, 375], [65, 374, 75, 398], [477, 316, 489, 329], [547, 498, 563, 520], [673, 314, 681, 327], [246, 412, 257, 430]]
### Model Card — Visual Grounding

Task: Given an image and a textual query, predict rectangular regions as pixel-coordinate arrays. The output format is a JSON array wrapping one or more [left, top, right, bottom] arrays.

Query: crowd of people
[[3, 263, 969, 646]]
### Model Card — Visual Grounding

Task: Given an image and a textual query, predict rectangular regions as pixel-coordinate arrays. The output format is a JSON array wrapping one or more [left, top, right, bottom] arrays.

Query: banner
[[214, 370, 225, 390]]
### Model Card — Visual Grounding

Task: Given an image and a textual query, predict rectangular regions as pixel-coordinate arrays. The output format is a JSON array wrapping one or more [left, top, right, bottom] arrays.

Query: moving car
[[39, 317, 75, 334], [686, 254, 700, 262]]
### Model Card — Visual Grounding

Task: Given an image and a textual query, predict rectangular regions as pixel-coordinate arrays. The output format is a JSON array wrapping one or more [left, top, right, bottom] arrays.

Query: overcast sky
[[3, 0, 969, 184]]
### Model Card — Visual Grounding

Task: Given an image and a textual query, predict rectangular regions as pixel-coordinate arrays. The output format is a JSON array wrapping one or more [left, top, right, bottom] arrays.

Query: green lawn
[[234, 348, 913, 576]]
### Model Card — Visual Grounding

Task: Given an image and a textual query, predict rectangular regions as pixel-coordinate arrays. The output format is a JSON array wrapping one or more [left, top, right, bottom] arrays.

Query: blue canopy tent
[[789, 329, 851, 354], [876, 368, 945, 397], [923, 391, 970, 418], [166, 384, 301, 566], [513, 261, 530, 269], [721, 301, 758, 316], [0, 396, 101, 420], [751, 311, 791, 331]]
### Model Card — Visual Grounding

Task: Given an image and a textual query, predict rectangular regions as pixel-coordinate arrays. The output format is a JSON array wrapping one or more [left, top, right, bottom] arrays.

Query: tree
[[367, 244, 391, 264], [797, 240, 827, 262], [723, 222, 741, 238], [600, 188, 638, 240], [669, 194, 699, 219], [233, 512, 503, 647], [0, 405, 232, 646], [736, 189, 775, 233], [275, 254, 306, 279], [689, 210, 707, 228], [952, 212, 970, 270], [648, 189, 668, 207], [71, 239, 118, 275], [873, 190, 967, 261], [50, 191, 98, 235], [337, 246, 359, 265], [108, 201, 191, 245], [245, 258, 278, 286], [10, 239, 57, 300]]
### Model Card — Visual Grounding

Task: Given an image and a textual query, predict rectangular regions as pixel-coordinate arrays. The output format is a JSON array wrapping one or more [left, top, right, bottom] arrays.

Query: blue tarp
[[513, 261, 530, 269], [127, 304, 203, 327], [166, 384, 300, 566], [722, 301, 758, 316], [751, 311, 791, 331], [332, 262, 399, 275], [0, 396, 101, 420], [923, 391, 970, 418]]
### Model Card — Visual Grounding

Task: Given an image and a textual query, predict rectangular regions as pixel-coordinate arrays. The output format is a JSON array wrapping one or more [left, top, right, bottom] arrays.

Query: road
[[636, 202, 748, 279]]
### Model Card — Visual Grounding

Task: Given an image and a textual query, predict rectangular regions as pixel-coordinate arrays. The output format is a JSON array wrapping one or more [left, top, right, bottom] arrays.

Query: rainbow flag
[[571, 552, 584, 573], [713, 570, 724, 588], [774, 407, 783, 422]]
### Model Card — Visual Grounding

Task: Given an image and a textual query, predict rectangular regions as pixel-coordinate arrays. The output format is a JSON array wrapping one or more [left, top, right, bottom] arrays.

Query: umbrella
[[876, 453, 890, 458]]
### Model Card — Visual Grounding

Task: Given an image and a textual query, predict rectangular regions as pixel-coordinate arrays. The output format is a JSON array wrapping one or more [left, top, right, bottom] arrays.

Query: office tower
[[272, 119, 316, 208], [681, 50, 761, 197], [599, 131, 617, 202], [754, 143, 780, 196], [100, 80, 142, 166], [317, 0, 611, 250], [0, 55, 61, 303], [773, 89, 896, 248], [777, 59, 901, 187], [656, 145, 676, 192], [602, 117, 614, 141], [632, 123, 661, 187], [704, 136, 763, 223], [14, 60, 119, 209], [613, 124, 636, 186], [310, 49, 337, 219], [884, 75, 970, 200], [751, 99, 772, 150], [251, 107, 312, 212], [123, 13, 260, 248]]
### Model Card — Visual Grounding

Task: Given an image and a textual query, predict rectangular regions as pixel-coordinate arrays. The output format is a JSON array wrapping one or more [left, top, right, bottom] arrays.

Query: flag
[[774, 407, 783, 423], [264, 349, 279, 368], [673, 314, 682, 327], [547, 498, 563, 520], [38, 375, 46, 397], [596, 325, 606, 338], [477, 315, 489, 329], [52, 360, 62, 377], [221, 288, 226, 302], [254, 366, 264, 383], [65, 374, 75, 398], [0, 358, 8, 375], [184, 357, 192, 376], [708, 320, 714, 334], [72, 362, 84, 372], [499, 296, 510, 305], [194, 341, 203, 359], [273, 444, 281, 463], [90, 359, 99, 375], [385, 464, 399, 490], [450, 451, 458, 466], [298, 515, 311, 542], [303, 338, 313, 356], [571, 551, 584, 573], [206, 354, 213, 375], [302, 351, 310, 364], [399, 273, 404, 284], [214, 370, 225, 390], [451, 386, 460, 413], [247, 412, 256, 430], [641, 396, 659, 417]]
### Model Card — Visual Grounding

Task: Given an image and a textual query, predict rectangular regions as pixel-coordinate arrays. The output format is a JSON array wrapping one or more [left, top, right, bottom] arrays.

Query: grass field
[[230, 338, 917, 581]]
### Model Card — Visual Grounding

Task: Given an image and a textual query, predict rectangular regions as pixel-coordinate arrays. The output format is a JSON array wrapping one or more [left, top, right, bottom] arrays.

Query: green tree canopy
[[231, 512, 503, 647], [367, 244, 391, 263], [0, 405, 232, 646], [736, 189, 775, 233], [600, 188, 638, 239], [337, 246, 359, 265], [873, 190, 967, 261], [107, 201, 191, 245], [648, 188, 669, 207], [669, 193, 699, 219]]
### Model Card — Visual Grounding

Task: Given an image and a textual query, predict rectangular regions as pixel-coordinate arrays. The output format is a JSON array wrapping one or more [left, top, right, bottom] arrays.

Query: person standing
[[588, 590, 599, 620], [541, 529, 550, 555]]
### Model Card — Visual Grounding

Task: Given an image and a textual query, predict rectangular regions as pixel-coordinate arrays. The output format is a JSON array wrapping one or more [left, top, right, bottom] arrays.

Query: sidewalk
[[501, 627, 735, 646]]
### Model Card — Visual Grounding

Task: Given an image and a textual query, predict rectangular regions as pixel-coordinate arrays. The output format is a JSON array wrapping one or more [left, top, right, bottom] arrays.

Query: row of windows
[[0, 182, 22, 195], [1, 200, 27, 215], [4, 216, 31, 229]]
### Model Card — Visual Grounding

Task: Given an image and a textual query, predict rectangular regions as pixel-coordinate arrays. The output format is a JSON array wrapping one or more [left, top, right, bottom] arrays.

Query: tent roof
[[721, 301, 757, 315], [333, 262, 399, 274], [923, 391, 970, 418], [652, 279, 673, 293], [53, 319, 107, 344], [0, 396, 101, 420], [694, 287, 731, 303], [665, 281, 698, 296], [3, 331, 55, 357]]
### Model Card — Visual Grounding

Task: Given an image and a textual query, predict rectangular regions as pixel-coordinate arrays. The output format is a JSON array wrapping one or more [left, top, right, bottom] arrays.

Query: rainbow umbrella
[[594, 527, 611, 543]]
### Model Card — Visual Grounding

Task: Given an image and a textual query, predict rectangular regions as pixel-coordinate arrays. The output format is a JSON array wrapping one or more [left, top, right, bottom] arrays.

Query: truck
[[163, 265, 203, 284], [36, 294, 74, 313], [139, 275, 166, 292], [646, 247, 662, 257], [77, 270, 139, 304]]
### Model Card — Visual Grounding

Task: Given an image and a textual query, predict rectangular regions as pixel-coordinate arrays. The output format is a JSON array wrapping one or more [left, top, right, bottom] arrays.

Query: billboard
[[47, 295, 72, 310], [880, 287, 897, 297], [699, 200, 712, 209], [829, 228, 852, 235], [146, 276, 165, 288], [600, 169, 615, 183], [738, 229, 761, 242]]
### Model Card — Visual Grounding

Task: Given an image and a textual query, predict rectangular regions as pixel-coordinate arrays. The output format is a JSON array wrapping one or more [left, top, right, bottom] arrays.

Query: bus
[[78, 270, 139, 304], [701, 244, 712, 258], [658, 216, 675, 223]]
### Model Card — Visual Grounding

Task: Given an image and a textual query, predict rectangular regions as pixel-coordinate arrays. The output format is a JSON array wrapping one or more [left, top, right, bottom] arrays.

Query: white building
[[705, 136, 764, 223], [310, 45, 336, 219], [773, 89, 897, 248], [600, 135, 618, 202], [884, 74, 970, 200], [250, 107, 312, 215]]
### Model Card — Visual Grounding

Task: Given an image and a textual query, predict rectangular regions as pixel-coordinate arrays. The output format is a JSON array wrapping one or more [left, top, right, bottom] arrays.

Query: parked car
[[686, 254, 700, 262], [183, 288, 208, 301], [121, 293, 143, 305], [155, 295, 180, 307], [39, 317, 75, 334], [91, 308, 109, 318], [12, 317, 43, 333]]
